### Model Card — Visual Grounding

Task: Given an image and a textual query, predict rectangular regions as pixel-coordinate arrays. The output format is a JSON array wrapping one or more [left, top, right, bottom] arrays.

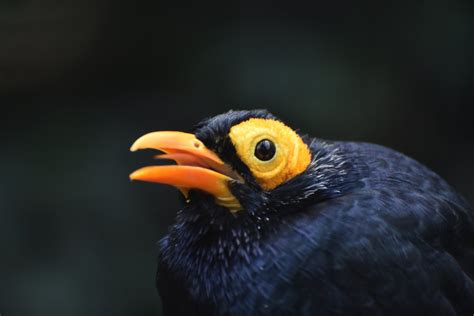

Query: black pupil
[[254, 139, 276, 161]]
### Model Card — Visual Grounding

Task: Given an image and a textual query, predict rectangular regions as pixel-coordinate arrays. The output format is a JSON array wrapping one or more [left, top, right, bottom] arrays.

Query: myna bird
[[130, 110, 474, 315]]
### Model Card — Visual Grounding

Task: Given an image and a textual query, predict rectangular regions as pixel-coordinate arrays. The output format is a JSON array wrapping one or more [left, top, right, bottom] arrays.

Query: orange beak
[[130, 131, 243, 212]]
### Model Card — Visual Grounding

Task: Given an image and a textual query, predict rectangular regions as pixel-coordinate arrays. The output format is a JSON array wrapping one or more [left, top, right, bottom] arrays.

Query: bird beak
[[130, 131, 243, 212]]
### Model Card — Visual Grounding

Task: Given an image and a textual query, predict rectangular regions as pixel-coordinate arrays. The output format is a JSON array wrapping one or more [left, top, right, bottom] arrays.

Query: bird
[[129, 109, 474, 316]]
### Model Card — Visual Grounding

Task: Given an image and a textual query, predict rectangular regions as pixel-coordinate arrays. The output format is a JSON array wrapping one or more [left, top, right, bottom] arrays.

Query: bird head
[[130, 110, 345, 222]]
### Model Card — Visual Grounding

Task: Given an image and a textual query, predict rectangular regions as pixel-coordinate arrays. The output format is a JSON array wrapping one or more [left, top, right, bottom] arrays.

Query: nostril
[[193, 141, 201, 148]]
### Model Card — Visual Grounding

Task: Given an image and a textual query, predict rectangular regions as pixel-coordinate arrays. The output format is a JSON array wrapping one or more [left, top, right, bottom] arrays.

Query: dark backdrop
[[1, 1, 474, 315]]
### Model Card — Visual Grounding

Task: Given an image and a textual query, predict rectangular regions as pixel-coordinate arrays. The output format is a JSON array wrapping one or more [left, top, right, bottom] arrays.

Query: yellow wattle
[[229, 118, 311, 190]]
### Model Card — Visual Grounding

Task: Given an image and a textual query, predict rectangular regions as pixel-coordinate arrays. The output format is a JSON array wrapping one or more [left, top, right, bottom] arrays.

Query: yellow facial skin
[[229, 118, 312, 190]]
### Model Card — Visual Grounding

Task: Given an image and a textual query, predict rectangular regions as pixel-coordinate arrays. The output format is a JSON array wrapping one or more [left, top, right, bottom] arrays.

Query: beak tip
[[130, 142, 139, 152], [129, 171, 138, 181]]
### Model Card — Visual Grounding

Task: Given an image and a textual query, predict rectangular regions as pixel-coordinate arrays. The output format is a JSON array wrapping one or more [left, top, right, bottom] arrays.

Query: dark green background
[[1, 1, 474, 315]]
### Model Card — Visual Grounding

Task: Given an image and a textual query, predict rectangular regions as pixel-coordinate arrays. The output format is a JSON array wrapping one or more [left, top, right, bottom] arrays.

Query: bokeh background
[[1, 1, 474, 315]]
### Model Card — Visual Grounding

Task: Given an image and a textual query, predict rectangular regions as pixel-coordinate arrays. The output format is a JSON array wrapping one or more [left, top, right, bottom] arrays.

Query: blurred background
[[1, 0, 474, 315]]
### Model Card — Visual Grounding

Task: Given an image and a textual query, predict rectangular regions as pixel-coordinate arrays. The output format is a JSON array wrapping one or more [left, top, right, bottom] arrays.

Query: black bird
[[130, 110, 474, 316]]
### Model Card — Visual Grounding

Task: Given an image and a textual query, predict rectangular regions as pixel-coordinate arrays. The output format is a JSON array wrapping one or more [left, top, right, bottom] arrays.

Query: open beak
[[130, 131, 243, 212]]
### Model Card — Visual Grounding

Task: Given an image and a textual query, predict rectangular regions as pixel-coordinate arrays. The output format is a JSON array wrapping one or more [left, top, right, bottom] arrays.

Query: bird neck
[[158, 202, 274, 307]]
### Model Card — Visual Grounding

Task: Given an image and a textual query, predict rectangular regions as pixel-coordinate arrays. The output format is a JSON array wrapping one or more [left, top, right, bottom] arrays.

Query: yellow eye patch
[[229, 118, 311, 190]]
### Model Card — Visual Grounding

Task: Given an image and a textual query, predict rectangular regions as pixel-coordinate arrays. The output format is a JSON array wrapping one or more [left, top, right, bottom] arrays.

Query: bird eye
[[229, 118, 311, 190], [254, 139, 276, 161]]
